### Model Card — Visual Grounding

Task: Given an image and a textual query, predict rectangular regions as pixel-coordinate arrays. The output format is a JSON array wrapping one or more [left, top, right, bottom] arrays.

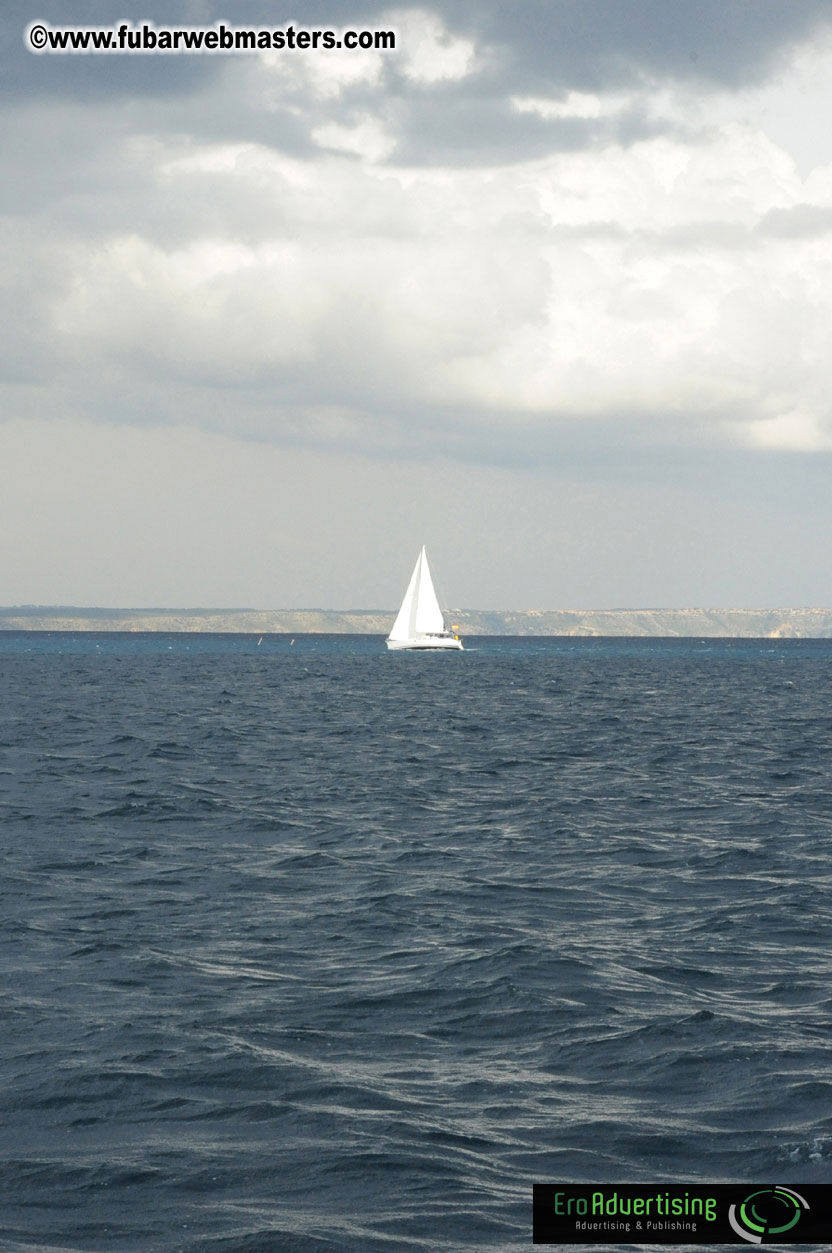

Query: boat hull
[[386, 635, 463, 650]]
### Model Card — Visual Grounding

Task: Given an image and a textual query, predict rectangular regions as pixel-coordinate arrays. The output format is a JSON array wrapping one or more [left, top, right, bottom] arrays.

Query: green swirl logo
[[728, 1187, 809, 1244]]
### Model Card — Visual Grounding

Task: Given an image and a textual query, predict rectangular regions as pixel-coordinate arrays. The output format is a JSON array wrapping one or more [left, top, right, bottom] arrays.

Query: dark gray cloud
[[9, 0, 832, 91], [6, 1, 832, 165], [9, 0, 832, 93], [446, 0, 832, 90], [2, 1, 219, 99], [387, 92, 677, 165]]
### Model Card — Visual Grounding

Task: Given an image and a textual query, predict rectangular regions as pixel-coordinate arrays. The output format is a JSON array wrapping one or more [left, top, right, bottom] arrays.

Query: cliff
[[3, 606, 832, 636]]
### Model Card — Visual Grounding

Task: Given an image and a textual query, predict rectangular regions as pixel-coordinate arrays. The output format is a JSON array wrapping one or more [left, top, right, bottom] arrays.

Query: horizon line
[[3, 605, 832, 615]]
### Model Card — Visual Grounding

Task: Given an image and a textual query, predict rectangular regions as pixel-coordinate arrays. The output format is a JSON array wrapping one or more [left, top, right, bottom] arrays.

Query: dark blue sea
[[1, 633, 831, 1251]]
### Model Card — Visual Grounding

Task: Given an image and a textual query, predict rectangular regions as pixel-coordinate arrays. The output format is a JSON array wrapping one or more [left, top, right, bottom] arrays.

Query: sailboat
[[386, 546, 463, 651]]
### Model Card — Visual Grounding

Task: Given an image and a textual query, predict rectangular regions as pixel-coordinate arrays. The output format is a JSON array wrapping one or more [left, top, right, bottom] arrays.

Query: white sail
[[388, 552, 421, 642], [387, 547, 463, 650]]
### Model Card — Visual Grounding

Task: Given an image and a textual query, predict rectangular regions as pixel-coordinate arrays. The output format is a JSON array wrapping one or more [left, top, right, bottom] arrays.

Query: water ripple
[[1, 635, 832, 1250]]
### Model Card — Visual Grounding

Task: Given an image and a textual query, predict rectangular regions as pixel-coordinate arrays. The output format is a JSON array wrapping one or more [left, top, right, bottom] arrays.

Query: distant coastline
[[3, 606, 832, 637]]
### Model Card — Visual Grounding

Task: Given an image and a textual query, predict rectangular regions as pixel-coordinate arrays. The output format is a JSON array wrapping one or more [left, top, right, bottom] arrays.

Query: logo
[[533, 1183, 826, 1244], [728, 1188, 809, 1244]]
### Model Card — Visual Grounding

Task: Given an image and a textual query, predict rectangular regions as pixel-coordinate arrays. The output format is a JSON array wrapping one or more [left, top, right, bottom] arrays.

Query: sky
[[3, 1, 832, 610]]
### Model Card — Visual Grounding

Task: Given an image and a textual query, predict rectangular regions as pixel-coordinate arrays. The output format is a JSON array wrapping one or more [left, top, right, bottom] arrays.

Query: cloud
[[258, 35, 388, 105], [746, 411, 832, 453], [443, 0, 832, 91], [760, 204, 832, 239], [1, 102, 821, 461], [391, 7, 476, 84], [5, 2, 832, 468], [312, 115, 396, 161], [7, 2, 832, 610], [512, 91, 618, 121]]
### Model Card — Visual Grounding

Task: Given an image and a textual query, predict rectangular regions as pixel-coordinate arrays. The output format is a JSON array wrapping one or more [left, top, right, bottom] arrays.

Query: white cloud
[[258, 39, 387, 104], [33, 111, 832, 459], [312, 115, 396, 162], [389, 8, 476, 84], [512, 91, 620, 120], [255, 7, 478, 104], [744, 411, 832, 452]]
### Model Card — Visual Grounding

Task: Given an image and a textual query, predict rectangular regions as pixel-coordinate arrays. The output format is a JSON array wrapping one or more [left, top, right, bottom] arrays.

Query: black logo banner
[[533, 1183, 831, 1244]]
